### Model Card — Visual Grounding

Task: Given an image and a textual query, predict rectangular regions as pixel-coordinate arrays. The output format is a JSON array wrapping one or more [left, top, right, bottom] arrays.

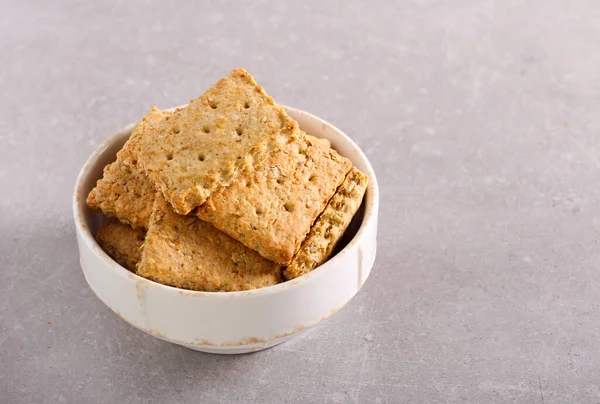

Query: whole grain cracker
[[197, 132, 352, 265], [284, 167, 368, 280], [96, 218, 145, 272], [87, 107, 170, 230], [118, 106, 173, 168], [316, 137, 330, 148], [124, 68, 299, 215], [137, 193, 281, 292]]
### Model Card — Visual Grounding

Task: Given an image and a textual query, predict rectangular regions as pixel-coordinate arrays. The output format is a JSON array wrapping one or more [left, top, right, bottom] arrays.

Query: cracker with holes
[[137, 193, 282, 292], [197, 132, 352, 265], [284, 167, 368, 280], [87, 106, 170, 230], [96, 218, 145, 272], [122, 68, 299, 215]]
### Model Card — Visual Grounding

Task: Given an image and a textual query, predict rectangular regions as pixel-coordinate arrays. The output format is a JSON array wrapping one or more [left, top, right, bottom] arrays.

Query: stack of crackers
[[88, 69, 368, 292]]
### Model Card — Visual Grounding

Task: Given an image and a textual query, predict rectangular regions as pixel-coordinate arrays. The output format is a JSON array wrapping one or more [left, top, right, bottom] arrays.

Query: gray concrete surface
[[1, 1, 600, 403]]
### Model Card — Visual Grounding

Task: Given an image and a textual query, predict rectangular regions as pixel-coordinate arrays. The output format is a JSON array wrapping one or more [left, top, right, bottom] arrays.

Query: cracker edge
[[95, 218, 145, 272], [283, 167, 368, 280]]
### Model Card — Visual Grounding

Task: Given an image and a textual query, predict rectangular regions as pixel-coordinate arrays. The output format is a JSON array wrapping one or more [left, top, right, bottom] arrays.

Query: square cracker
[[284, 167, 368, 280], [122, 68, 299, 215], [96, 218, 145, 272], [137, 193, 281, 292], [197, 133, 352, 265], [87, 107, 170, 230]]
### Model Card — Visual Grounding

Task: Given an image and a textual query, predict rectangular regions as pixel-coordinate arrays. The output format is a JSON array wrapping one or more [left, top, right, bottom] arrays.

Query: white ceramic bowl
[[73, 106, 379, 354]]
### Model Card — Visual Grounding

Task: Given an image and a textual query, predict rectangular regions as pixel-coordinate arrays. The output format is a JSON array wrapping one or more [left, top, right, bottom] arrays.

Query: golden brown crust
[[96, 219, 145, 272], [118, 106, 172, 168], [316, 137, 331, 148], [137, 193, 282, 292], [87, 107, 170, 230], [124, 69, 299, 215], [284, 167, 368, 280], [86, 161, 156, 231], [197, 133, 352, 265]]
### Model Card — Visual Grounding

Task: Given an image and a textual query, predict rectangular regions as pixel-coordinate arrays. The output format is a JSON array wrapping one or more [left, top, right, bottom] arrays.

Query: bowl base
[[163, 333, 299, 354]]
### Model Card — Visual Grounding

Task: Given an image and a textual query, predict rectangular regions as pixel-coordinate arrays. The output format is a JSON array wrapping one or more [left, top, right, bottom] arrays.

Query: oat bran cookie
[[87, 106, 170, 230], [137, 193, 282, 292], [284, 167, 368, 280], [96, 218, 145, 272], [118, 106, 173, 169], [124, 68, 299, 215], [197, 132, 352, 265]]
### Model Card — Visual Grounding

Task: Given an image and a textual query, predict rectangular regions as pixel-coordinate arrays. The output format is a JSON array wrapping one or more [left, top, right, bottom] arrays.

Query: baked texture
[[87, 107, 169, 230], [123, 68, 299, 215], [284, 167, 368, 280], [96, 218, 145, 272], [118, 106, 173, 168], [86, 162, 156, 230], [316, 137, 330, 148], [137, 193, 281, 292], [197, 132, 352, 265]]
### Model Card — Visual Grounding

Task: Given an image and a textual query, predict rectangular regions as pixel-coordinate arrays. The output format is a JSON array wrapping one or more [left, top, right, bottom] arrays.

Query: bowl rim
[[73, 105, 379, 298]]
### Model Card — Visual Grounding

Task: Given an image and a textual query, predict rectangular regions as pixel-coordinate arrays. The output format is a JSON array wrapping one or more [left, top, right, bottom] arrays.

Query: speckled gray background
[[2, 1, 600, 403]]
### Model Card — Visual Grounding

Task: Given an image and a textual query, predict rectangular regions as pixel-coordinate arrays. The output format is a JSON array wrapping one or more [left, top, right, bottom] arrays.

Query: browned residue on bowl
[[136, 281, 145, 310]]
